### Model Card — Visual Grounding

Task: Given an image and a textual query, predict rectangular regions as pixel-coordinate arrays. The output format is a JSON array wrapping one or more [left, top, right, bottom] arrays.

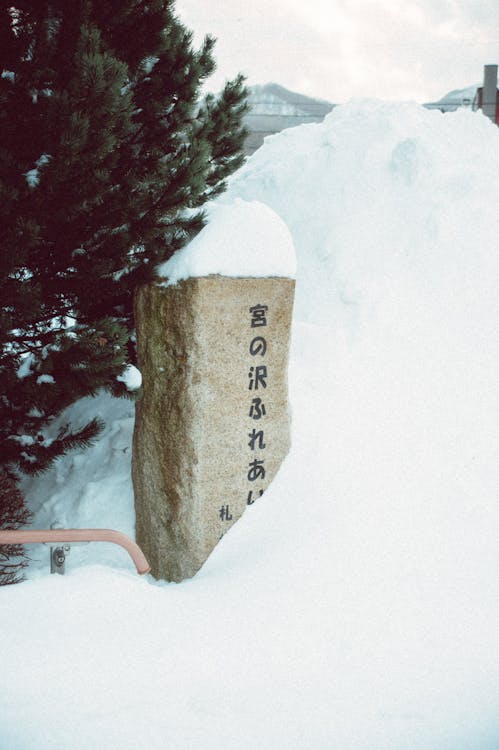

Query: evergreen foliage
[[0, 1, 248, 479], [0, 472, 32, 585]]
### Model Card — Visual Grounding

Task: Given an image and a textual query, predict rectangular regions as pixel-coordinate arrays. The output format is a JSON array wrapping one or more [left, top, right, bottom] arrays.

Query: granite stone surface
[[132, 275, 295, 581]]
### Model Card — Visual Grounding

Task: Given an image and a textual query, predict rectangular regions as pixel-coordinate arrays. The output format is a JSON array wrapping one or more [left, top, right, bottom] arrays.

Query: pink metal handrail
[[0, 528, 151, 575]]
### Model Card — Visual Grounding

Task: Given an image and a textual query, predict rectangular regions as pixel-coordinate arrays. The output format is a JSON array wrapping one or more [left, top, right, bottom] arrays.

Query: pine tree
[[0, 472, 32, 585], [0, 0, 248, 478]]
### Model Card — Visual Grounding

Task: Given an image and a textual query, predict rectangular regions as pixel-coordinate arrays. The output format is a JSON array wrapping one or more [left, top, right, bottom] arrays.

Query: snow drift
[[227, 98, 499, 329], [3, 100, 499, 750]]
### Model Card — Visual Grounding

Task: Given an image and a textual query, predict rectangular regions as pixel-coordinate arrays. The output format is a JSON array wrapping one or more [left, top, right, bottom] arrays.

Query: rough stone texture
[[132, 275, 295, 582]]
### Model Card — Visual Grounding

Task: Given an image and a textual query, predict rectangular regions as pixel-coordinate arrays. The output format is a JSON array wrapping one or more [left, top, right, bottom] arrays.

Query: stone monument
[[132, 198, 296, 582], [132, 275, 295, 581]]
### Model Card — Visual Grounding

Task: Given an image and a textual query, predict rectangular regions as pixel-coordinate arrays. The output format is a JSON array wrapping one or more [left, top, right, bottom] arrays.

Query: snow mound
[[227, 98, 499, 327], [157, 198, 296, 283], [5, 99, 499, 749]]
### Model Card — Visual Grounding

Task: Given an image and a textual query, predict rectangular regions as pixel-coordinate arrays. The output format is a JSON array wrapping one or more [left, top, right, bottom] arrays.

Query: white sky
[[176, 0, 499, 103]]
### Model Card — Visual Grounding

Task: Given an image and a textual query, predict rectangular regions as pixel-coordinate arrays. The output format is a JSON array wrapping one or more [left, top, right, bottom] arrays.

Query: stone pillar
[[132, 275, 295, 582]]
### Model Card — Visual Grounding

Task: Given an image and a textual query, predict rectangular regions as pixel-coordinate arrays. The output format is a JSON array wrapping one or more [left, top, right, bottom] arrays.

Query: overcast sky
[[176, 0, 499, 103]]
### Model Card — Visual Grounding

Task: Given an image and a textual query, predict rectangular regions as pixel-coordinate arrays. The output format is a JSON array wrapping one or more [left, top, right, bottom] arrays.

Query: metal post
[[50, 545, 70, 574], [482, 64, 498, 122]]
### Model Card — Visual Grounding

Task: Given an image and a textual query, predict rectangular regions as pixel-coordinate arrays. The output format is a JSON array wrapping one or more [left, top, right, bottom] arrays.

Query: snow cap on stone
[[156, 198, 296, 285]]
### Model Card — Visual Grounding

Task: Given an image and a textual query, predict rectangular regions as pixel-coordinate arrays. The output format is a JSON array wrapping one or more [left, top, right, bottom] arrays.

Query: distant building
[[243, 83, 334, 156], [424, 86, 477, 114], [424, 65, 499, 125]]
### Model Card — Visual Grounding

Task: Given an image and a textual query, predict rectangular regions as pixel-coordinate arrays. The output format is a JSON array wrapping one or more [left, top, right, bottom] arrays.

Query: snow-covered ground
[[2, 100, 499, 749]]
